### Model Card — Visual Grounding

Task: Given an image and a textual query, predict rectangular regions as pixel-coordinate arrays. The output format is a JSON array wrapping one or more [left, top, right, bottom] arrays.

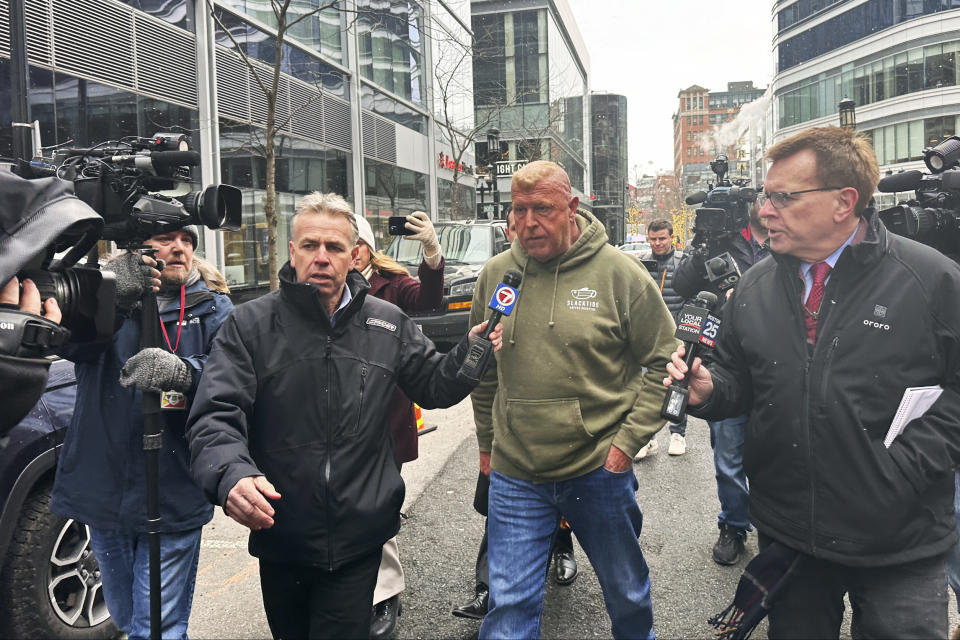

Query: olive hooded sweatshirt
[[470, 210, 678, 483]]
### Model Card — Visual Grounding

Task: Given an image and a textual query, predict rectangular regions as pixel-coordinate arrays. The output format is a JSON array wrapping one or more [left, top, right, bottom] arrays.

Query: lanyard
[[159, 285, 186, 354], [659, 268, 667, 292]]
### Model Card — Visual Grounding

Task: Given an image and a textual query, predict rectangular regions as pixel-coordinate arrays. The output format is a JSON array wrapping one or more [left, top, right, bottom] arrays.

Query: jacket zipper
[[324, 335, 334, 570], [354, 366, 367, 435]]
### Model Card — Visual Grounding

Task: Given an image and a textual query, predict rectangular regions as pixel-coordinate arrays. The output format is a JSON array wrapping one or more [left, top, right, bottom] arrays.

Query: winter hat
[[355, 215, 376, 251], [181, 225, 199, 249]]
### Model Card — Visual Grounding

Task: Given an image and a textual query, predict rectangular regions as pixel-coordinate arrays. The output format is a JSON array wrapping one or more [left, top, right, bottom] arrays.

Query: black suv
[[0, 359, 117, 639], [385, 220, 509, 351]]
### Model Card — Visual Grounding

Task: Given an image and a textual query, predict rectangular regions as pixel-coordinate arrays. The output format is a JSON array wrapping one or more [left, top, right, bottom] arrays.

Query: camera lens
[[19, 269, 79, 326]]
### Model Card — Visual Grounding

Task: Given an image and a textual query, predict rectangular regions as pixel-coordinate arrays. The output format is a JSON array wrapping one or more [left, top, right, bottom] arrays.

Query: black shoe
[[451, 587, 489, 620], [553, 549, 579, 585], [712, 524, 746, 566], [370, 595, 401, 639]]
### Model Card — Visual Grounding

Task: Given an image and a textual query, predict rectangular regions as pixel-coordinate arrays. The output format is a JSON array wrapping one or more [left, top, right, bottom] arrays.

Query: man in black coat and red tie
[[664, 126, 960, 638]]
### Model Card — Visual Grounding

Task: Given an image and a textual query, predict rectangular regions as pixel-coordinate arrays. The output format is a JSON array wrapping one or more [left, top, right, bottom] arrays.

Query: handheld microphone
[[457, 269, 522, 383], [660, 290, 720, 422], [877, 169, 923, 193]]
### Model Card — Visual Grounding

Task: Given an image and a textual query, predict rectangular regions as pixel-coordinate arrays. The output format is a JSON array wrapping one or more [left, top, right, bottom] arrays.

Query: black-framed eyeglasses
[[757, 187, 844, 210]]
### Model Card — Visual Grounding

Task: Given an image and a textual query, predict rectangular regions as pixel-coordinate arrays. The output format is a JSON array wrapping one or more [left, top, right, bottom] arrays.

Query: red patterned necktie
[[803, 262, 831, 344]]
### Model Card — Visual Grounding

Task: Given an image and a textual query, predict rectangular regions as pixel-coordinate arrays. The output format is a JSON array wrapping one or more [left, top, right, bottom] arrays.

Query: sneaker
[[668, 433, 686, 456], [712, 524, 746, 565], [634, 439, 659, 460]]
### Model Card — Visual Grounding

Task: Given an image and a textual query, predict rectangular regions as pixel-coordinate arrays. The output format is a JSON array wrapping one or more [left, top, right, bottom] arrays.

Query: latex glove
[[406, 211, 442, 269], [104, 253, 163, 309], [119, 347, 193, 393]]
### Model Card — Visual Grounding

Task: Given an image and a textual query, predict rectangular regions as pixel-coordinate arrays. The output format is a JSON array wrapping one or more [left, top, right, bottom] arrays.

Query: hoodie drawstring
[[510, 260, 530, 345], [548, 261, 560, 328]]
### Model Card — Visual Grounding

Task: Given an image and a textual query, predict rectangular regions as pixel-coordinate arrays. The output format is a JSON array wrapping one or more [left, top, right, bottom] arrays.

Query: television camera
[[877, 136, 960, 262], [4, 133, 242, 349], [683, 154, 757, 292]]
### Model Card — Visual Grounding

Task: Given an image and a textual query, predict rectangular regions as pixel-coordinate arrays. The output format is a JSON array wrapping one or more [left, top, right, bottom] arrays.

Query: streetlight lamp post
[[839, 98, 857, 130], [476, 174, 487, 218], [487, 128, 501, 218]]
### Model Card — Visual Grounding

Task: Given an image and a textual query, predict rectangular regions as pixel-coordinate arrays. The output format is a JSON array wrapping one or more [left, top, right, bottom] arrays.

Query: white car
[[618, 242, 651, 258]]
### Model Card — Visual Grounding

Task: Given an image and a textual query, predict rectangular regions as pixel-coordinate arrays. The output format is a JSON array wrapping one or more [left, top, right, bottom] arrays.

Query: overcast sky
[[566, 0, 774, 181]]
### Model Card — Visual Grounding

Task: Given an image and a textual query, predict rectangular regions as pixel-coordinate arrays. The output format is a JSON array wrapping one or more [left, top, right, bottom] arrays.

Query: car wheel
[[0, 481, 117, 639]]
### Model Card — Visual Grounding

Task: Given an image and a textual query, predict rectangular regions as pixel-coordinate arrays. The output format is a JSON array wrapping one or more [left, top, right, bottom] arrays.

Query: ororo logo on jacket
[[567, 287, 599, 311]]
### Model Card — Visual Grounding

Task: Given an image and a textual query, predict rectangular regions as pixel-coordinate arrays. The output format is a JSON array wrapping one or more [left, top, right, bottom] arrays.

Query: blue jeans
[[708, 415, 751, 533], [947, 472, 960, 613], [480, 467, 654, 640], [668, 416, 687, 437], [89, 527, 202, 640]]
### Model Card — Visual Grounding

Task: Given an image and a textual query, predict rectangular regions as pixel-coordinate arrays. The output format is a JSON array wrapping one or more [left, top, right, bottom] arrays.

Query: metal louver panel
[[275, 76, 291, 134], [53, 0, 134, 89], [289, 80, 324, 142], [361, 111, 397, 164], [361, 112, 376, 157], [25, 0, 52, 67], [0, 0, 10, 58], [135, 14, 196, 106], [375, 118, 396, 163], [323, 94, 351, 151], [248, 63, 271, 126], [216, 47, 250, 123]]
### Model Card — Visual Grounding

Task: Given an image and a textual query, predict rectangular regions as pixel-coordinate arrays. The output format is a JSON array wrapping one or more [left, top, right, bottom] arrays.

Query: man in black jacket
[[636, 218, 689, 458], [185, 192, 501, 639], [665, 126, 960, 637]]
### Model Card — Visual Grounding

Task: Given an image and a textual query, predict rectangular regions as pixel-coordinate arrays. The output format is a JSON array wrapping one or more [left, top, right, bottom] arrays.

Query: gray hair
[[292, 192, 359, 244]]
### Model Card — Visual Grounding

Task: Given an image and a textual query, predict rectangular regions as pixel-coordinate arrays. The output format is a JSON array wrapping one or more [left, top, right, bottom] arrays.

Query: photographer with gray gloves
[[50, 226, 233, 640]]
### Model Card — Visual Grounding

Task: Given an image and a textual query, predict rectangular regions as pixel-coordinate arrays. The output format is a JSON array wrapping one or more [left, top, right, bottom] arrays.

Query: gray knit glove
[[119, 347, 193, 393], [104, 253, 162, 309]]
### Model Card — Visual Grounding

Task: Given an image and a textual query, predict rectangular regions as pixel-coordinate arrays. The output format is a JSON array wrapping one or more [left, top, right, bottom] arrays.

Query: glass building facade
[[470, 0, 590, 201], [1, 0, 476, 299], [776, 0, 960, 72], [590, 93, 628, 245], [778, 40, 960, 128], [771, 1, 960, 181]]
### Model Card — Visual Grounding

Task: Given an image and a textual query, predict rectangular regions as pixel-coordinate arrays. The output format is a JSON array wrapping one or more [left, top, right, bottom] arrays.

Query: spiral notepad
[[883, 385, 943, 448]]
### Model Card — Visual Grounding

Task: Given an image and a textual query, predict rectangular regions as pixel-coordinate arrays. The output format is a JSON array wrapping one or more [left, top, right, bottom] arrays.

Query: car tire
[[0, 481, 117, 639]]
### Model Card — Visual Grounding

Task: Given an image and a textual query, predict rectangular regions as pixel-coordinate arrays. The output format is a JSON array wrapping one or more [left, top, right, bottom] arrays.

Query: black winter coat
[[690, 210, 960, 567], [186, 264, 474, 569], [650, 250, 686, 319]]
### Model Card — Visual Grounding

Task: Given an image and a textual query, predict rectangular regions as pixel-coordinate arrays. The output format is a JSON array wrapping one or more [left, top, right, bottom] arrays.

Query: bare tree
[[209, 0, 342, 291]]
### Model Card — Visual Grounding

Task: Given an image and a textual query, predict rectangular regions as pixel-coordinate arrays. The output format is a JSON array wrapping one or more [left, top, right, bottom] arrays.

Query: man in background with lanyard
[[51, 226, 234, 639], [635, 219, 689, 458]]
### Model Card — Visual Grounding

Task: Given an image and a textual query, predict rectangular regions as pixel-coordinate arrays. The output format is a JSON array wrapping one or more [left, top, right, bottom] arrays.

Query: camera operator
[[50, 226, 234, 639], [672, 201, 767, 566], [666, 126, 960, 638]]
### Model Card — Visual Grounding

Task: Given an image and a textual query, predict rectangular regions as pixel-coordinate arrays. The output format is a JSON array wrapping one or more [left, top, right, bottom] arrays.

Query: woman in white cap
[[355, 211, 444, 640]]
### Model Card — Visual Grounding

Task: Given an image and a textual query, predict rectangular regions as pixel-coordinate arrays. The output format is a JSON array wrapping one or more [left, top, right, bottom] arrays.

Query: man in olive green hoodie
[[470, 161, 677, 640]]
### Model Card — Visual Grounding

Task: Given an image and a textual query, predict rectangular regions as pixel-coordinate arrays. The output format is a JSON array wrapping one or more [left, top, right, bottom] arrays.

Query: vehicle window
[[387, 225, 494, 266], [440, 226, 491, 264]]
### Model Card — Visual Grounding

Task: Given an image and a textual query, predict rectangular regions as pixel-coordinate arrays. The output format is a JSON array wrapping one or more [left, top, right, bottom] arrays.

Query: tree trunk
[[265, 124, 279, 291]]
